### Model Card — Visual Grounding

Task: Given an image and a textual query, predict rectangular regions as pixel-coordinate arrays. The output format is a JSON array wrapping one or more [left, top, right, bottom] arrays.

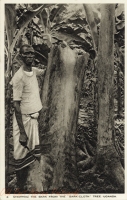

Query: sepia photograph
[[0, 1, 126, 198]]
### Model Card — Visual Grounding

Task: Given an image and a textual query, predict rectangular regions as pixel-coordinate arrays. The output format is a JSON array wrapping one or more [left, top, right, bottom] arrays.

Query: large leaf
[[68, 16, 88, 25], [31, 4, 54, 10], [41, 8, 49, 30], [115, 4, 124, 17], [32, 23, 42, 35], [5, 45, 8, 58], [10, 5, 44, 53], [116, 20, 125, 30], [50, 4, 66, 22], [5, 4, 16, 48], [60, 4, 85, 22], [51, 31, 92, 51], [83, 4, 98, 52], [32, 4, 54, 33], [5, 4, 17, 75], [53, 22, 91, 35]]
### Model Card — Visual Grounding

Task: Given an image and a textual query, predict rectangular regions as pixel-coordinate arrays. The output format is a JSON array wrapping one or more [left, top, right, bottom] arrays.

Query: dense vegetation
[[5, 4, 124, 193]]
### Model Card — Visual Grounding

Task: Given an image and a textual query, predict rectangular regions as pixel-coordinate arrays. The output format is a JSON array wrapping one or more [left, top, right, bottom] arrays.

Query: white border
[[0, 0, 126, 199]]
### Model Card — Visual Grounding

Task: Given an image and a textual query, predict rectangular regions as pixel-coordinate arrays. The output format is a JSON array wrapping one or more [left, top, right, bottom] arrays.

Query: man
[[10, 44, 46, 191]]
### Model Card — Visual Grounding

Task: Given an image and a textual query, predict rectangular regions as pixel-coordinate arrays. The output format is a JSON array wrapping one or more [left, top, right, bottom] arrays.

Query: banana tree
[[82, 4, 124, 191]]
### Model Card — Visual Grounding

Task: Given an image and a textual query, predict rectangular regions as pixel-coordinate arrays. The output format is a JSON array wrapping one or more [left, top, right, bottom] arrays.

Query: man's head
[[20, 44, 35, 66]]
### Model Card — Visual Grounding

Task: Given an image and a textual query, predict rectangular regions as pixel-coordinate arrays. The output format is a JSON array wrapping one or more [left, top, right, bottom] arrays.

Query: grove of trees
[[5, 3, 124, 193]]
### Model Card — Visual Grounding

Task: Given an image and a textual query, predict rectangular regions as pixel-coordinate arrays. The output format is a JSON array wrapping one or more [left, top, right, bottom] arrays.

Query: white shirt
[[10, 66, 45, 114]]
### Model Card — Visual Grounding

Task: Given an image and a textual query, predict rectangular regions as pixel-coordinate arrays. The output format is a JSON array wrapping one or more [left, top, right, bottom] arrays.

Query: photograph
[[0, 1, 126, 199]]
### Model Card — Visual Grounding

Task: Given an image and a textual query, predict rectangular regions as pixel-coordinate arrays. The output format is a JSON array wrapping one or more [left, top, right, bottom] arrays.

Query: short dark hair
[[20, 44, 34, 54]]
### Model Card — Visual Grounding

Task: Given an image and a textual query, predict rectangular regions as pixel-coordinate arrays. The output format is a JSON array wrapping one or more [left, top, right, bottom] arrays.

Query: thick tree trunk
[[39, 44, 89, 191], [97, 4, 124, 190]]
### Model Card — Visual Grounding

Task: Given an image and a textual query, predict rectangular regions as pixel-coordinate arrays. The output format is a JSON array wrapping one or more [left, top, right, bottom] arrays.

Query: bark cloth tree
[[6, 4, 124, 192], [30, 44, 89, 192], [34, 4, 124, 192]]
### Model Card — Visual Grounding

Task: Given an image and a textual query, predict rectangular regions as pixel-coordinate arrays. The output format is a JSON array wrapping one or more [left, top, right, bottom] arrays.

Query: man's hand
[[19, 133, 28, 147], [43, 68, 46, 74], [14, 101, 28, 147], [60, 41, 67, 48]]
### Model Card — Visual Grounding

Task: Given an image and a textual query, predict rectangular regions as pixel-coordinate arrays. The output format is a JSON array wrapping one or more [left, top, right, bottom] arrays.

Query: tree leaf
[[10, 5, 44, 53], [41, 8, 48, 29], [50, 4, 66, 22], [116, 21, 125, 30], [5, 4, 16, 48], [68, 16, 87, 25], [51, 31, 92, 50], [5, 5, 16, 76], [115, 4, 124, 17], [54, 23, 89, 35], [5, 45, 9, 58]]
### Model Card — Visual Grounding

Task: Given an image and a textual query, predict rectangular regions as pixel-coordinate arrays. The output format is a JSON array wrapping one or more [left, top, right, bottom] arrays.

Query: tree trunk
[[117, 67, 122, 117], [5, 55, 12, 190], [83, 4, 98, 51], [5, 83, 11, 190], [5, 5, 16, 189], [97, 4, 124, 190], [39, 44, 89, 191]]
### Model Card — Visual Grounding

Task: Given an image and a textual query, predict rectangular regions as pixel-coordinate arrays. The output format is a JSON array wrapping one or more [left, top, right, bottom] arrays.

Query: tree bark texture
[[5, 72, 12, 190], [5, 89, 11, 190], [97, 4, 124, 189], [117, 67, 122, 116], [26, 159, 43, 192], [5, 5, 16, 188], [39, 44, 89, 191]]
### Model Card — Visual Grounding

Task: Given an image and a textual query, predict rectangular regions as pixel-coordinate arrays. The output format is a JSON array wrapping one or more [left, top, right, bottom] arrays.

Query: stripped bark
[[39, 44, 89, 191]]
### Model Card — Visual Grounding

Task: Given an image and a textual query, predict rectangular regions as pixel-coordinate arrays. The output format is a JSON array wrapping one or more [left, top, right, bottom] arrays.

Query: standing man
[[10, 44, 46, 191]]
